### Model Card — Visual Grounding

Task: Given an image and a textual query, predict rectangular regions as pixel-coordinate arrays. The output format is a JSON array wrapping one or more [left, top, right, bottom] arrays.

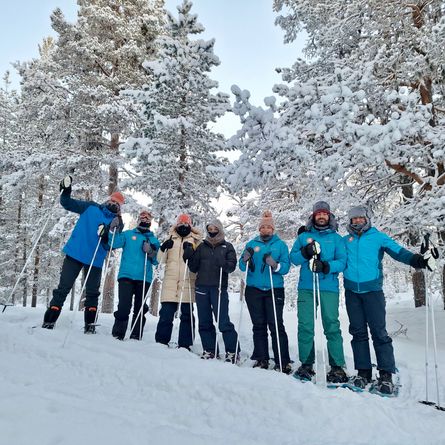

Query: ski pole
[[429, 288, 442, 409], [140, 251, 148, 340], [234, 261, 249, 360], [170, 259, 189, 347], [313, 271, 318, 383], [188, 271, 194, 346], [128, 263, 160, 340], [214, 267, 223, 357], [62, 236, 102, 348], [94, 227, 117, 325], [2, 191, 62, 312], [315, 273, 327, 386], [155, 251, 167, 316], [269, 265, 282, 373]]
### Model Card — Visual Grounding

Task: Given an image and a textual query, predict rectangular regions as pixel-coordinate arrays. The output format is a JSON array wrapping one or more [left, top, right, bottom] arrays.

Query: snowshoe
[[201, 351, 216, 360], [293, 364, 315, 382], [342, 369, 373, 392], [84, 323, 97, 334], [327, 366, 348, 384], [252, 359, 269, 370], [273, 363, 293, 375], [41, 322, 56, 330], [42, 305, 61, 329], [369, 371, 399, 398], [225, 352, 240, 364]]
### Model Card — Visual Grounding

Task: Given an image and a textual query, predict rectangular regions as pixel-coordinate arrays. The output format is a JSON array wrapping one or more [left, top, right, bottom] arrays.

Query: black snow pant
[[155, 302, 195, 348], [112, 278, 151, 340], [245, 286, 291, 367], [49, 255, 102, 324]]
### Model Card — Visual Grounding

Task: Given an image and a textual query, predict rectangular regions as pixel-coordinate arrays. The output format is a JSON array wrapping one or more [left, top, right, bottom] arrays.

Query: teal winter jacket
[[343, 227, 415, 293], [290, 227, 346, 293], [239, 234, 290, 290], [111, 228, 160, 282]]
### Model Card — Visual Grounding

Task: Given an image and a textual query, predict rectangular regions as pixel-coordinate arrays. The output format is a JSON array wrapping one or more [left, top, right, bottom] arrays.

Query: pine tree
[[123, 0, 230, 233]]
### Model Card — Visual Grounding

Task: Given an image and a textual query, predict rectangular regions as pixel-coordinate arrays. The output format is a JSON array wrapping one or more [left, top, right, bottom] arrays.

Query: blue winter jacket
[[111, 228, 160, 282], [343, 227, 415, 293], [61, 191, 116, 268], [239, 234, 290, 291], [290, 227, 346, 293]]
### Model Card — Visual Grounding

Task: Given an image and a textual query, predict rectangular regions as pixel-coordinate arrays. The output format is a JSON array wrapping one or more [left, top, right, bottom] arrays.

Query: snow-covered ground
[[1, 293, 444, 445]]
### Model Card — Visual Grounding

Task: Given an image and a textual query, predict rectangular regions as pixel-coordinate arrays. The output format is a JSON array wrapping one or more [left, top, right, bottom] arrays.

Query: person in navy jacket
[[110, 209, 160, 340], [185, 219, 238, 362], [42, 176, 124, 333], [290, 201, 348, 383], [239, 210, 292, 373], [343, 205, 431, 394]]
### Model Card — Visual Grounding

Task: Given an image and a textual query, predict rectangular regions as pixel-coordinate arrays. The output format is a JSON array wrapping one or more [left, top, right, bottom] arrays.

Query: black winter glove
[[242, 247, 255, 263], [160, 238, 174, 252], [182, 241, 194, 261], [309, 259, 330, 274], [410, 253, 436, 272], [301, 241, 321, 260], [109, 216, 122, 233], [59, 175, 72, 194], [263, 253, 278, 271]]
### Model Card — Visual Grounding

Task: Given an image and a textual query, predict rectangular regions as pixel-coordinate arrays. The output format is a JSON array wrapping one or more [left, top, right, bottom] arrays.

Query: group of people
[[42, 176, 434, 396]]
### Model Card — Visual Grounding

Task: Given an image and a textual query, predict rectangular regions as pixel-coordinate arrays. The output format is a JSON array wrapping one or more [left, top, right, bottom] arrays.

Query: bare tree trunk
[[12, 195, 23, 306], [149, 277, 161, 316], [22, 229, 27, 307], [31, 176, 44, 307], [101, 133, 120, 313]]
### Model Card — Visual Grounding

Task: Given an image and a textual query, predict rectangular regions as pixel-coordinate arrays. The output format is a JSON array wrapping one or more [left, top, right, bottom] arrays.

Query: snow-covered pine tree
[[123, 0, 230, 233], [273, 0, 445, 303], [46, 0, 165, 311]]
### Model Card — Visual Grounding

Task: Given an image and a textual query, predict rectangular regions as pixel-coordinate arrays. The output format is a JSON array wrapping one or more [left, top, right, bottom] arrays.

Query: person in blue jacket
[[42, 176, 124, 333], [344, 205, 432, 394], [290, 201, 348, 383], [110, 209, 160, 340], [239, 210, 292, 374]]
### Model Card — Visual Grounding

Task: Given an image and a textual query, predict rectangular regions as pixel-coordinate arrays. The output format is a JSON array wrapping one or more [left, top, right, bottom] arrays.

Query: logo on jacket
[[348, 237, 354, 242], [307, 238, 313, 244], [132, 236, 137, 241], [254, 246, 260, 252]]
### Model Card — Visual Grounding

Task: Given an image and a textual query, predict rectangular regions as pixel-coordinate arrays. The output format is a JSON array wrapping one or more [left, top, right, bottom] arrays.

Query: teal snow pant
[[297, 289, 345, 367]]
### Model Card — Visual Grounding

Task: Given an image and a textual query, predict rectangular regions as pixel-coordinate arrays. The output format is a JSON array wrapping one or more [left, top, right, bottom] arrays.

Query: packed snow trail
[[1, 297, 444, 445]]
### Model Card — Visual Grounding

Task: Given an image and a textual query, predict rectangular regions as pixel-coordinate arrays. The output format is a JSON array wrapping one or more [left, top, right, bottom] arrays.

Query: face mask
[[105, 202, 120, 214], [350, 222, 366, 233], [138, 221, 151, 233], [176, 225, 191, 238], [208, 231, 218, 238], [260, 234, 273, 242]]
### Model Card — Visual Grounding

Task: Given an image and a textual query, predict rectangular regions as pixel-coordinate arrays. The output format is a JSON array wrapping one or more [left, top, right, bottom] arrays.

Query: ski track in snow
[[1, 296, 444, 445]]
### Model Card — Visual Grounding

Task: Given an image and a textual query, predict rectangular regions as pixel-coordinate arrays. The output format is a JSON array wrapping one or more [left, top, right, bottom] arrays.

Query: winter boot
[[84, 306, 97, 334], [225, 352, 240, 364], [112, 317, 128, 341], [375, 371, 394, 395], [42, 305, 61, 329], [201, 351, 216, 360], [349, 369, 372, 389], [294, 364, 315, 381], [273, 363, 293, 375], [252, 359, 269, 369], [327, 366, 348, 384]]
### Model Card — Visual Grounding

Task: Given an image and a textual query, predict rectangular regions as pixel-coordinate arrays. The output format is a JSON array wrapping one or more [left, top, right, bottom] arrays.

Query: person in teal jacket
[[343, 205, 431, 394], [239, 210, 292, 373], [290, 201, 348, 383], [110, 209, 160, 340]]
